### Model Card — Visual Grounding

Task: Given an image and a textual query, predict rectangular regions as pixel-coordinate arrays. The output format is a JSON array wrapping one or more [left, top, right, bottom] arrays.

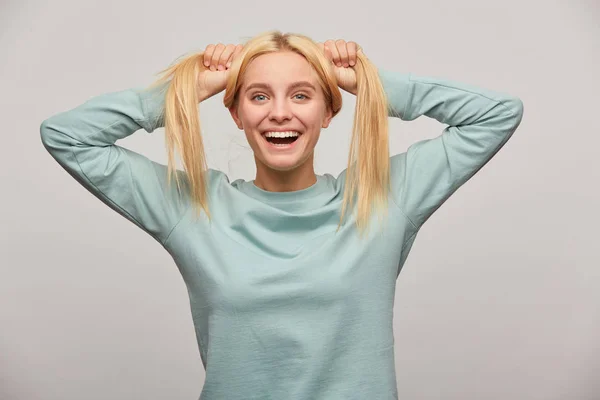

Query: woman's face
[[229, 51, 333, 172]]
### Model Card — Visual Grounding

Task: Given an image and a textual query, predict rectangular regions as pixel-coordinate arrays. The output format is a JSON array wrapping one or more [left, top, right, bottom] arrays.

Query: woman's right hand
[[197, 43, 243, 101]]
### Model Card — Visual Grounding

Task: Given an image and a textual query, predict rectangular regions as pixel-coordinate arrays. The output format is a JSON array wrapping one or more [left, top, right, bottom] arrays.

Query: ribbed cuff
[[135, 80, 169, 132], [378, 69, 413, 120]]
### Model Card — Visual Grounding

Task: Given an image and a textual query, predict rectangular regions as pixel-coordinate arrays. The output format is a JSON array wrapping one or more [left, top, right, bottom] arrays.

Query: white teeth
[[264, 131, 300, 138]]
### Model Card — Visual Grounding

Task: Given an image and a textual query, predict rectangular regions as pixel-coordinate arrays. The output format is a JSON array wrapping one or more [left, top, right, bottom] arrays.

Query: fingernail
[[218, 65, 224, 71], [226, 62, 231, 68], [343, 63, 349, 67], [350, 61, 355, 66]]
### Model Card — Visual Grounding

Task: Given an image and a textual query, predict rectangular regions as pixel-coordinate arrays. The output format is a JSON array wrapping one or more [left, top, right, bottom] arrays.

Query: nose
[[268, 97, 293, 123]]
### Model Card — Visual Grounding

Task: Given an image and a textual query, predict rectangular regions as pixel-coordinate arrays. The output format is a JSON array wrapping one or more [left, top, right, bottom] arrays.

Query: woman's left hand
[[318, 39, 361, 95]]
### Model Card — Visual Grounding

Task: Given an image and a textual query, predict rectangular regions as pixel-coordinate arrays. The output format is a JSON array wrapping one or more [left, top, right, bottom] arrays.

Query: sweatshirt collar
[[242, 174, 328, 204]]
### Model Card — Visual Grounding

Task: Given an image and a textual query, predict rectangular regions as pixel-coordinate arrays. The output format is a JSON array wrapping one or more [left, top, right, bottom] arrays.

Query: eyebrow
[[244, 81, 317, 92]]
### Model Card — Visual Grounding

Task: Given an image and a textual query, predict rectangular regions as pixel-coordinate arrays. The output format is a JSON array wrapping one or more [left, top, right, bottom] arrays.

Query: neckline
[[243, 174, 327, 203]]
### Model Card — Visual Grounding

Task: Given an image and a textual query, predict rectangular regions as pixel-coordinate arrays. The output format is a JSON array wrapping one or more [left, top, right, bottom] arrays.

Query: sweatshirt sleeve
[[40, 81, 191, 246], [379, 69, 524, 230]]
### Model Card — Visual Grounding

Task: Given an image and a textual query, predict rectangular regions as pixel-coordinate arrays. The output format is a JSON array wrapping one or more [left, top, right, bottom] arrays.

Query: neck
[[253, 155, 317, 192]]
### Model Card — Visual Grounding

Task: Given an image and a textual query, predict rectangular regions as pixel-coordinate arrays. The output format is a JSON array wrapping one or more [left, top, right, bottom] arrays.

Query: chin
[[259, 149, 315, 172], [251, 133, 316, 172], [261, 158, 303, 172]]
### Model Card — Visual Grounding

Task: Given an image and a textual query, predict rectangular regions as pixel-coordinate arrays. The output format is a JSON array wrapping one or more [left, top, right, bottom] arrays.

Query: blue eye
[[251, 93, 309, 101]]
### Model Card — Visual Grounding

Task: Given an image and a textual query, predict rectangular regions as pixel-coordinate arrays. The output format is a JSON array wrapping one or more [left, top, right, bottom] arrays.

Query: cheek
[[298, 106, 327, 129], [237, 101, 263, 123], [239, 102, 327, 131]]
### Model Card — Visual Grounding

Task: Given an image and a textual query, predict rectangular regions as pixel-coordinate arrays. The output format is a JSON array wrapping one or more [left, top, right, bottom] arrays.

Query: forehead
[[242, 51, 319, 90]]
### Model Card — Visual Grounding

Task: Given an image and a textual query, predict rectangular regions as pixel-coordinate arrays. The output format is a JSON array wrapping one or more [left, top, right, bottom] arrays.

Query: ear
[[228, 106, 243, 130], [321, 106, 334, 129]]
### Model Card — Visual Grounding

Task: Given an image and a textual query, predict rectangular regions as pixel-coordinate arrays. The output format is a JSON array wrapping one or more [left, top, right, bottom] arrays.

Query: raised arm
[[40, 81, 190, 246], [379, 69, 524, 230]]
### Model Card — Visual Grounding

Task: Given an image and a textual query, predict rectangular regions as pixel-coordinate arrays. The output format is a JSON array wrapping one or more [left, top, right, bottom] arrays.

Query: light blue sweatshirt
[[40, 68, 523, 399]]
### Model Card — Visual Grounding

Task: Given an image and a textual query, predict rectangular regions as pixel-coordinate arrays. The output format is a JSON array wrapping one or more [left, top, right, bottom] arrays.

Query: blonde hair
[[145, 30, 390, 237]]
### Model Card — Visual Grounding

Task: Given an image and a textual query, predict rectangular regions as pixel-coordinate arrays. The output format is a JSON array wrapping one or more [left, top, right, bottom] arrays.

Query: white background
[[1, 0, 598, 398]]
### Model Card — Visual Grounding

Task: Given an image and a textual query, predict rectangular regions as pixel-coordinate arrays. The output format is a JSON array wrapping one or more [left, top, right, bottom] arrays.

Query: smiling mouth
[[262, 132, 302, 145], [265, 136, 299, 145]]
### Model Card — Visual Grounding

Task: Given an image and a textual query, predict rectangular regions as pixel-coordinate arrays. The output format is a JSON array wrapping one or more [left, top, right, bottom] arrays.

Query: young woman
[[41, 30, 524, 399]]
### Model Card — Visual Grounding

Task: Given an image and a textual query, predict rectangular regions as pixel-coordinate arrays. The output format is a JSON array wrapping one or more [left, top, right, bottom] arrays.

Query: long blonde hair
[[144, 30, 390, 237]]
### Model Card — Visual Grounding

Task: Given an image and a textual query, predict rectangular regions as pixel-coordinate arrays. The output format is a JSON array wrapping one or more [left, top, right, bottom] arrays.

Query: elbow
[[40, 119, 56, 153], [39, 118, 67, 156], [506, 96, 524, 129]]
